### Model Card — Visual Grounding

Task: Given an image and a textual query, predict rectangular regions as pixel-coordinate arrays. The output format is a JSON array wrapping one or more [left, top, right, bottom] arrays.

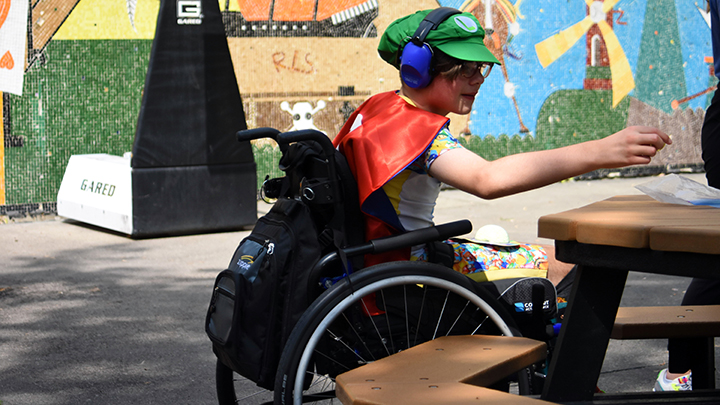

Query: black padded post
[[130, 0, 256, 237]]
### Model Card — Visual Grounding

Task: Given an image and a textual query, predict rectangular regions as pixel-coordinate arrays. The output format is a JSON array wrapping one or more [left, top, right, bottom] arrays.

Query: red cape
[[333, 91, 449, 265]]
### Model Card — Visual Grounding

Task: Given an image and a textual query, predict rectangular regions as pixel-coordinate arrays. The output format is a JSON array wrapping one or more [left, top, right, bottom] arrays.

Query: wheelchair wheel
[[274, 261, 528, 404]]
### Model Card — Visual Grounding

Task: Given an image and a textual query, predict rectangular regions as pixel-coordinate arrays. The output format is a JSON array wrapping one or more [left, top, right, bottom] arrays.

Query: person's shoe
[[653, 369, 692, 391]]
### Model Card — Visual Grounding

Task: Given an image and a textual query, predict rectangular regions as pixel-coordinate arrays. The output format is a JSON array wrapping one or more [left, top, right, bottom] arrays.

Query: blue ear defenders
[[400, 7, 461, 89]]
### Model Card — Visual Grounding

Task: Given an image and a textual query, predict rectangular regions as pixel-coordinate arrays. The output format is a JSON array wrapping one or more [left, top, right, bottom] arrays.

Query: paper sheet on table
[[635, 174, 720, 207]]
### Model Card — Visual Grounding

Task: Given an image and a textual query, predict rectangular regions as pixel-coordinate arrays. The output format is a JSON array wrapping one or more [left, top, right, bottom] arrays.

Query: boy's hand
[[600, 126, 672, 167]]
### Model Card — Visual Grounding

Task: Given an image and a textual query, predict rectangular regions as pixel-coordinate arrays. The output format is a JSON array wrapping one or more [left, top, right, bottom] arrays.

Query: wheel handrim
[[292, 274, 515, 404]]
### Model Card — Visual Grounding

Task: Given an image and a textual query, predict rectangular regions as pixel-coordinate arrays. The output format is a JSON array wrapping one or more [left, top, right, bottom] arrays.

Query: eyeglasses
[[459, 61, 493, 78]]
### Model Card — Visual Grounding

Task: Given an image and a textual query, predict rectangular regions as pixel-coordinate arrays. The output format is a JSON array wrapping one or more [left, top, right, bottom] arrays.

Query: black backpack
[[206, 197, 321, 388], [204, 140, 363, 389]]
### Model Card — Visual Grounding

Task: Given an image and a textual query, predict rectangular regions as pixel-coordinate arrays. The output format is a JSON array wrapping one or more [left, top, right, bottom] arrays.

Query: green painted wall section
[[6, 40, 151, 204], [535, 90, 630, 149]]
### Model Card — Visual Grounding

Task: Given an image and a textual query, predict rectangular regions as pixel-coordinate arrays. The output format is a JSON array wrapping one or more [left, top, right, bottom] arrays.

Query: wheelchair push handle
[[237, 128, 336, 160], [370, 220, 472, 254], [276, 129, 336, 158], [236, 127, 281, 143]]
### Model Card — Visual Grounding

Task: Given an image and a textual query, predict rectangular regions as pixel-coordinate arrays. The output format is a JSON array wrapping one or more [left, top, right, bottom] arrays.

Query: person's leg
[[667, 278, 720, 377], [446, 241, 574, 287], [665, 90, 720, 381], [443, 241, 550, 279], [702, 90, 720, 188], [681, 278, 720, 306], [541, 244, 575, 286], [432, 241, 571, 286]]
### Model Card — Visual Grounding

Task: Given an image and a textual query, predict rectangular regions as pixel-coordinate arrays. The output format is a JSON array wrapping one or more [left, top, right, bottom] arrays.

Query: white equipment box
[[57, 154, 133, 235]]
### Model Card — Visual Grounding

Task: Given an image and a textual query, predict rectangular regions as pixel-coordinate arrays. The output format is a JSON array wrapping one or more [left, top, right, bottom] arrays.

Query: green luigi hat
[[378, 8, 501, 69]]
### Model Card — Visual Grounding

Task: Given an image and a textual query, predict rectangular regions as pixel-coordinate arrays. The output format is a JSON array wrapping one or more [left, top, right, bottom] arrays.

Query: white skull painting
[[280, 100, 327, 133]]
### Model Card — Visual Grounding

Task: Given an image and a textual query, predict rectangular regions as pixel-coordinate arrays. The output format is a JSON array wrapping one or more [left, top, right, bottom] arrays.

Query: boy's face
[[421, 67, 485, 116]]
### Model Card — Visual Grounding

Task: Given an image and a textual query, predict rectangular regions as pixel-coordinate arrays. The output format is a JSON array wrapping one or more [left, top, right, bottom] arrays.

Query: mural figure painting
[[463, 0, 530, 134]]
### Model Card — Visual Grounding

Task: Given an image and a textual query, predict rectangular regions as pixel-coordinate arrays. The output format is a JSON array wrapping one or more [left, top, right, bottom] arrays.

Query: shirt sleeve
[[422, 127, 464, 171]]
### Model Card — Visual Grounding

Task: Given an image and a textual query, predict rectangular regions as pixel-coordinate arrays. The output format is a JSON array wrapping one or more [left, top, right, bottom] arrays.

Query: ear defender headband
[[400, 7, 462, 89]]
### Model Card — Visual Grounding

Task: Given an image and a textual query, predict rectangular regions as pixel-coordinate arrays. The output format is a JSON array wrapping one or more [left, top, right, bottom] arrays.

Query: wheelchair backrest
[[262, 132, 366, 272]]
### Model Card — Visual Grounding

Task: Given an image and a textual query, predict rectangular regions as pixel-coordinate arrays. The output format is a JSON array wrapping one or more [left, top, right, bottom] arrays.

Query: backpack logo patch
[[237, 255, 254, 271]]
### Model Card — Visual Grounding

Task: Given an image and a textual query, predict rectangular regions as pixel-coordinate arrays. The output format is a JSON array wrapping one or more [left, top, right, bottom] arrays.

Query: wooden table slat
[[650, 225, 720, 254], [538, 195, 720, 254]]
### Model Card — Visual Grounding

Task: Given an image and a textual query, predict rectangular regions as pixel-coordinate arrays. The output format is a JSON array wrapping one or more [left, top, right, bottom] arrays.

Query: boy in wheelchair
[[211, 8, 673, 403], [333, 7, 671, 288]]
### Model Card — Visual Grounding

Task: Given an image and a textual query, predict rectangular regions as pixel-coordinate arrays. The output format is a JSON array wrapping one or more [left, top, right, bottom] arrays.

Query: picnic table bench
[[336, 335, 554, 404]]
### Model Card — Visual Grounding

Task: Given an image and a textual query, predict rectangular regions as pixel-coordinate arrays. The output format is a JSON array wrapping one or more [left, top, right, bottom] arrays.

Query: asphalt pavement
[[0, 173, 716, 404]]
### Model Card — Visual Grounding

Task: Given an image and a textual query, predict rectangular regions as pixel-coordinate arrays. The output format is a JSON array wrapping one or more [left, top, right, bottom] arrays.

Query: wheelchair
[[214, 128, 560, 404]]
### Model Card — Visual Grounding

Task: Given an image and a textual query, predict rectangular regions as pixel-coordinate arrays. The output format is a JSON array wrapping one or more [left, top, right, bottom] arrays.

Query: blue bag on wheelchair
[[205, 197, 322, 389]]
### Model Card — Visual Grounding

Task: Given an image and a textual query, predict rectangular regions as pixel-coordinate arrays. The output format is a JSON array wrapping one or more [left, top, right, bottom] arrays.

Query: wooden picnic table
[[538, 195, 720, 403]]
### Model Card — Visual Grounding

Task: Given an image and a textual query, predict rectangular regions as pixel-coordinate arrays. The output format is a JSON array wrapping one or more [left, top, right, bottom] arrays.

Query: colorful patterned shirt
[[381, 128, 463, 237]]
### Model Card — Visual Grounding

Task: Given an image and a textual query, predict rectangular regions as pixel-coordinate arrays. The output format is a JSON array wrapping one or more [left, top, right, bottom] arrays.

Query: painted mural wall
[[0, 0, 714, 217]]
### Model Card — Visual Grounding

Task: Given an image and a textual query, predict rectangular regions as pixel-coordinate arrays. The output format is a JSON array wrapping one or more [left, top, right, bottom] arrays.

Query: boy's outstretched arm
[[429, 126, 672, 200]]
